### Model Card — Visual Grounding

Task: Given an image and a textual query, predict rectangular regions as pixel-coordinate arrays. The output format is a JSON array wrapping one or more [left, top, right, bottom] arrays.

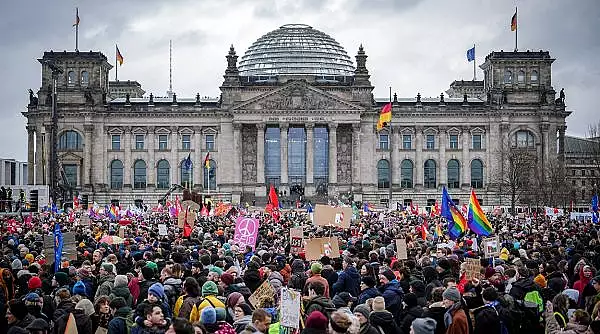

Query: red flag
[[200, 204, 209, 217], [421, 220, 428, 240], [268, 185, 279, 209]]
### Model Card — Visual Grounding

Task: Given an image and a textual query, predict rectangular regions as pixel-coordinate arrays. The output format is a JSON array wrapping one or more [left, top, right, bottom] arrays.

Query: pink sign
[[233, 217, 259, 250]]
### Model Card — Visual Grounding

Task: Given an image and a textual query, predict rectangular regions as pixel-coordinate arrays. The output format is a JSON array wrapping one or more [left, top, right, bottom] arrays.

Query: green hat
[[310, 262, 323, 274], [210, 266, 223, 276], [146, 261, 158, 271], [202, 281, 219, 296]]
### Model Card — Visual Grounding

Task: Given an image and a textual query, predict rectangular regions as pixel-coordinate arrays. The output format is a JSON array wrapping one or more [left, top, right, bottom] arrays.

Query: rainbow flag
[[441, 187, 467, 240], [376, 103, 392, 131], [467, 189, 493, 236]]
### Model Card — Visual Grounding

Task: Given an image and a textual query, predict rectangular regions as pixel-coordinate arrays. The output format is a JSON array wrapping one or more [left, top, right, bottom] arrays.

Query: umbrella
[[98, 235, 124, 245]]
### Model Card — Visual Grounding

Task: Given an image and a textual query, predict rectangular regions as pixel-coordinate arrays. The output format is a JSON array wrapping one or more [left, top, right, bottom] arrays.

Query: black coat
[[370, 311, 400, 334], [54, 309, 93, 334], [473, 304, 502, 334], [399, 306, 424, 334], [422, 303, 446, 334]]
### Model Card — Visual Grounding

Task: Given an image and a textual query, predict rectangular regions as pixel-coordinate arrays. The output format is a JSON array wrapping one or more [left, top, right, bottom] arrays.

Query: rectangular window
[[582, 180, 586, 187], [158, 135, 168, 150], [63, 164, 77, 187], [111, 135, 121, 150], [135, 135, 144, 150], [449, 134, 459, 149], [572, 169, 576, 176], [402, 135, 412, 149], [205, 134, 215, 151], [182, 134, 191, 150], [379, 134, 389, 150], [426, 135, 435, 149], [472, 134, 482, 149]]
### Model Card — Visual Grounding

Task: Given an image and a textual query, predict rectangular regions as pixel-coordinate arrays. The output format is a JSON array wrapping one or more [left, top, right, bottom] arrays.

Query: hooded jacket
[[509, 277, 536, 301], [55, 309, 93, 334], [332, 265, 360, 298], [422, 301, 447, 334], [108, 306, 133, 334], [545, 307, 591, 334], [358, 286, 380, 305], [369, 310, 400, 334], [379, 281, 404, 322], [304, 296, 335, 317], [233, 314, 252, 333], [110, 285, 133, 308], [163, 277, 182, 306]]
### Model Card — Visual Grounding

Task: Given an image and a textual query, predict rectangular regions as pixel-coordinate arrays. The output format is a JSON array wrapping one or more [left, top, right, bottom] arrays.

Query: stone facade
[[22, 40, 571, 208]]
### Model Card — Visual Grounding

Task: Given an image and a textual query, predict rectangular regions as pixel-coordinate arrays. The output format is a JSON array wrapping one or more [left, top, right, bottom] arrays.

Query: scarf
[[444, 302, 462, 328]]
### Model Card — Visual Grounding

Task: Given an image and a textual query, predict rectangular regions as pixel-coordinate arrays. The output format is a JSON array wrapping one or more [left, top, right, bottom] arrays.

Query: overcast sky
[[1, 0, 598, 161]]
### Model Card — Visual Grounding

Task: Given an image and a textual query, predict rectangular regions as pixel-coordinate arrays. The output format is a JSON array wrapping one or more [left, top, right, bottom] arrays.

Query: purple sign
[[233, 217, 259, 250]]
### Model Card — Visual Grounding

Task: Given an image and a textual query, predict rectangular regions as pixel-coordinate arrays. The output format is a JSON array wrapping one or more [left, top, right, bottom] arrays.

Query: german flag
[[73, 8, 80, 27], [376, 102, 392, 131], [511, 11, 517, 31], [116, 45, 124, 66], [204, 152, 210, 169]]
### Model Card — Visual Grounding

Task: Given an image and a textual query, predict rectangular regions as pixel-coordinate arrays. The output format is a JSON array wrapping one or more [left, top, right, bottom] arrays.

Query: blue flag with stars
[[467, 46, 475, 62], [592, 194, 599, 223]]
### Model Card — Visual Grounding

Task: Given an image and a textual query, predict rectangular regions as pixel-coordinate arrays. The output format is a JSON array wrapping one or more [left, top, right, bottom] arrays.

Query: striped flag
[[73, 8, 80, 27], [510, 10, 517, 31], [116, 46, 124, 66]]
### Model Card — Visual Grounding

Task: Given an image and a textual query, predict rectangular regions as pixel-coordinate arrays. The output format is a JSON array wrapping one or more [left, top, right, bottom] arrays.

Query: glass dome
[[238, 24, 355, 77]]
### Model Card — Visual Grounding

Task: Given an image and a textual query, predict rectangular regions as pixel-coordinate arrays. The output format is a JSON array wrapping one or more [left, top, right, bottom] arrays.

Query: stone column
[[439, 128, 446, 188], [391, 125, 400, 186], [44, 125, 52, 186], [27, 126, 35, 185], [461, 127, 470, 187], [306, 122, 314, 181], [415, 126, 423, 188], [280, 123, 289, 187], [147, 127, 156, 188], [255, 123, 266, 197], [123, 127, 132, 188], [328, 123, 337, 186], [352, 123, 361, 187], [170, 127, 178, 186], [83, 124, 94, 188], [540, 123, 550, 168], [96, 124, 105, 188], [233, 123, 242, 187], [558, 125, 566, 161]]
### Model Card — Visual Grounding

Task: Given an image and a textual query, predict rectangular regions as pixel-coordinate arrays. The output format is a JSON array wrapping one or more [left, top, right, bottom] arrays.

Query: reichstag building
[[23, 24, 570, 207]]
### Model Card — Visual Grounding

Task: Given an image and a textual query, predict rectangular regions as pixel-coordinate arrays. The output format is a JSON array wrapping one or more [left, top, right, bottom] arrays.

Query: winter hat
[[54, 272, 69, 286], [28, 276, 42, 290], [209, 266, 223, 276], [200, 306, 217, 325], [226, 292, 244, 308], [215, 307, 226, 321], [145, 261, 158, 271], [8, 300, 28, 320], [380, 269, 395, 282], [114, 275, 128, 288], [411, 317, 437, 334], [362, 276, 376, 288], [72, 281, 87, 296], [202, 281, 219, 296], [484, 267, 496, 279], [102, 263, 114, 273], [533, 274, 547, 288], [305, 310, 328, 330], [75, 299, 95, 316], [372, 296, 385, 311], [26, 318, 50, 331], [311, 262, 323, 274], [149, 283, 166, 300], [11, 259, 22, 270], [141, 266, 155, 280], [220, 273, 234, 286], [499, 248, 509, 261], [24, 293, 41, 307], [353, 304, 371, 320], [442, 287, 461, 303], [404, 293, 418, 308], [77, 267, 91, 279], [437, 258, 451, 271]]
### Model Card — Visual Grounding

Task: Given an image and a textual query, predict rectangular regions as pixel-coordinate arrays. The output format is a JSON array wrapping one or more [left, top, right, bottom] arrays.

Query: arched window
[[400, 159, 413, 188], [531, 70, 539, 82], [81, 71, 89, 86], [471, 159, 484, 189], [133, 160, 147, 189], [377, 159, 390, 188], [447, 159, 460, 189], [156, 159, 170, 189], [203, 160, 216, 190], [58, 130, 83, 150], [517, 70, 525, 83], [514, 130, 535, 148], [180, 160, 193, 188], [110, 160, 123, 189], [68, 71, 76, 85], [504, 70, 512, 84], [424, 159, 437, 188]]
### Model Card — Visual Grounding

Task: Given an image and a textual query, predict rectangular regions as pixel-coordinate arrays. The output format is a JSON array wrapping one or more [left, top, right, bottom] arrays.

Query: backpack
[[189, 296, 217, 323], [117, 312, 136, 334]]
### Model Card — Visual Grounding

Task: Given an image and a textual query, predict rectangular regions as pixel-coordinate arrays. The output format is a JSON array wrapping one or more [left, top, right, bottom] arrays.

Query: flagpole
[[514, 7, 518, 52], [75, 8, 79, 52], [388, 86, 393, 209], [473, 44, 476, 81], [115, 45, 118, 81], [206, 165, 210, 194]]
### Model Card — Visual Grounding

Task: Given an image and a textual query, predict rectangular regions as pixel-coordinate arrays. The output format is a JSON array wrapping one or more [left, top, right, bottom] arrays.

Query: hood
[[112, 285, 131, 298], [513, 277, 535, 291], [369, 310, 394, 323], [233, 314, 252, 327], [345, 266, 360, 279], [310, 296, 335, 309], [115, 306, 132, 318], [163, 277, 182, 286], [292, 259, 305, 273]]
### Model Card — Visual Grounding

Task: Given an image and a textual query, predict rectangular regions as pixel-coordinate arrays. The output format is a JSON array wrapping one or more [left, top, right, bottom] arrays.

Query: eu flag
[[183, 153, 193, 171], [467, 46, 475, 62], [53, 223, 63, 273], [592, 194, 599, 223]]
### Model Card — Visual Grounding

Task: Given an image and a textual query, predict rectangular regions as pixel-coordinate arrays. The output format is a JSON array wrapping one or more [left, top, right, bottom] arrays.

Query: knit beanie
[[11, 259, 22, 270], [102, 263, 114, 273], [8, 300, 28, 320], [114, 275, 129, 288], [75, 299, 95, 316], [442, 287, 461, 303], [72, 281, 87, 296], [215, 307, 226, 321], [220, 273, 234, 286], [380, 269, 395, 282], [146, 261, 158, 271], [411, 317, 437, 334], [28, 276, 42, 290], [353, 304, 371, 319], [200, 306, 217, 325], [54, 272, 69, 286], [372, 296, 385, 311], [209, 266, 223, 276], [149, 283, 166, 300], [202, 281, 219, 296], [24, 293, 41, 307], [362, 276, 376, 288], [25, 254, 34, 263], [305, 310, 328, 330], [141, 266, 155, 280], [226, 292, 244, 308], [311, 262, 323, 274]]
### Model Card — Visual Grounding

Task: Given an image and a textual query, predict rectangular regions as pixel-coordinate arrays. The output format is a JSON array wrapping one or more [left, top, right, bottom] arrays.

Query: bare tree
[[495, 145, 538, 214], [587, 121, 600, 194]]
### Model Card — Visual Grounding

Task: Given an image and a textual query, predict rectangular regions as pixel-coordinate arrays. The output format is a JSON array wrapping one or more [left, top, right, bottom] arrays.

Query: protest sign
[[233, 216, 259, 250], [248, 280, 275, 308], [289, 227, 303, 254], [177, 210, 197, 228], [45, 232, 77, 263], [483, 236, 500, 258], [305, 237, 340, 261], [280, 288, 301, 328], [158, 224, 168, 236], [313, 204, 352, 228], [395, 238, 408, 260], [464, 258, 481, 280]]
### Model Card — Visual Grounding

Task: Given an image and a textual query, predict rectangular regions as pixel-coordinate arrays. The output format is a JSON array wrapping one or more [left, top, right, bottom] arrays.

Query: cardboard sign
[[289, 227, 303, 254], [248, 280, 275, 308], [280, 288, 301, 329], [45, 232, 77, 263], [158, 224, 168, 236], [395, 238, 408, 260], [233, 217, 259, 250], [305, 237, 340, 261], [118, 227, 125, 238], [464, 258, 481, 280], [313, 204, 352, 228], [177, 210, 197, 228], [483, 236, 500, 258]]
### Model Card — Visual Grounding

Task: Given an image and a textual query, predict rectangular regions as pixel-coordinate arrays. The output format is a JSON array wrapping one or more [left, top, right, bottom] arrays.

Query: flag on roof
[[511, 10, 517, 31], [116, 45, 124, 66], [73, 8, 80, 27], [466, 46, 475, 62]]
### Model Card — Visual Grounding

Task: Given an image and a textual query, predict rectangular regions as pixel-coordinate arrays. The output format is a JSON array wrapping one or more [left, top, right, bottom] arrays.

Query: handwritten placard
[[464, 258, 481, 281], [158, 224, 167, 236], [395, 239, 408, 260], [305, 237, 340, 261], [248, 280, 275, 308], [280, 288, 301, 328]]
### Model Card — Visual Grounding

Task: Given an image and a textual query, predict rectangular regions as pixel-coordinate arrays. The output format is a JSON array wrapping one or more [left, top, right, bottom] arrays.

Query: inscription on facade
[[266, 116, 326, 122]]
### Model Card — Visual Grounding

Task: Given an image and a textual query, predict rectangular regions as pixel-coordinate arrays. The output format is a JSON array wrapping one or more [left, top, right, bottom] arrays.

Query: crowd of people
[[0, 200, 599, 334]]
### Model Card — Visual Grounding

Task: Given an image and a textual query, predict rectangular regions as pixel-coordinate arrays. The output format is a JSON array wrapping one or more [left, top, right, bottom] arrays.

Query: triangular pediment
[[232, 81, 365, 112], [59, 151, 83, 163]]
